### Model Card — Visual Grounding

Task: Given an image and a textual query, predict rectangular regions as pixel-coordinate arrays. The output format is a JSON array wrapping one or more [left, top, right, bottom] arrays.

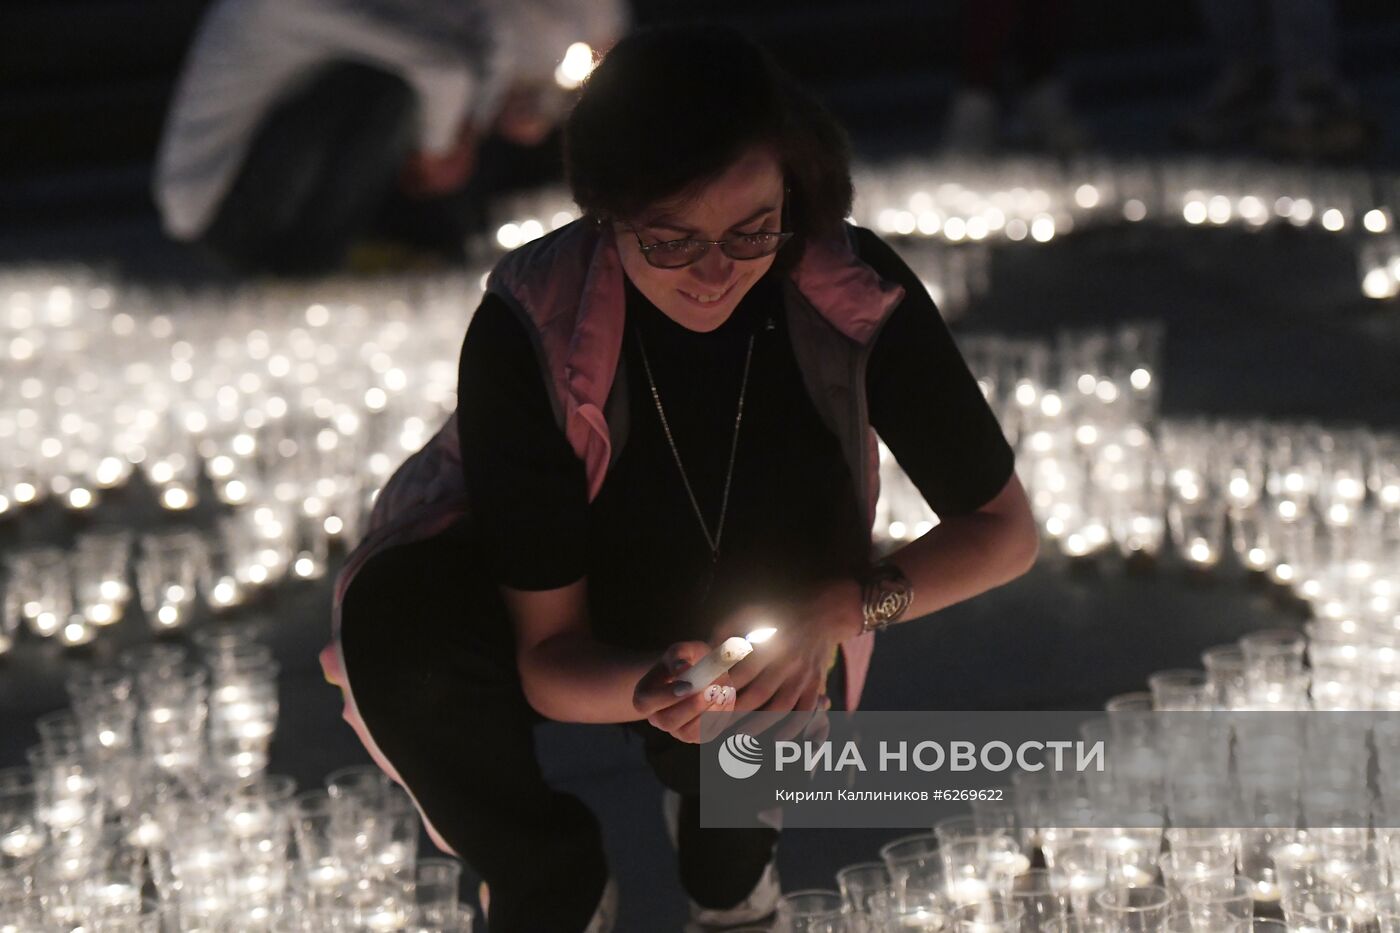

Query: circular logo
[[717, 732, 764, 780]]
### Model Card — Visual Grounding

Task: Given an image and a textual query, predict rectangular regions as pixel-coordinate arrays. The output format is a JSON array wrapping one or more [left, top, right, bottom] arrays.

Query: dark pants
[[339, 528, 820, 932], [202, 60, 420, 276]]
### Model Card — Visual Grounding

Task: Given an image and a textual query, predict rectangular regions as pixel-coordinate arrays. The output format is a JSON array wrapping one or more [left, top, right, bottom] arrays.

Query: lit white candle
[[307, 859, 346, 890], [44, 799, 85, 831], [950, 875, 990, 904], [92, 881, 140, 908], [240, 873, 272, 895], [190, 893, 228, 915], [127, 816, 163, 848], [213, 683, 251, 704], [0, 827, 42, 859], [897, 907, 947, 930], [675, 627, 775, 696], [1271, 841, 1318, 869], [1066, 872, 1105, 898], [232, 719, 275, 741], [987, 850, 1030, 880], [366, 907, 411, 931], [230, 807, 269, 837], [376, 841, 412, 868]]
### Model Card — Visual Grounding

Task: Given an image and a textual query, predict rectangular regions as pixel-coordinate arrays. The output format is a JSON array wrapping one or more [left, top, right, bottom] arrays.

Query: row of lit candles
[[2, 269, 1395, 661], [484, 157, 1400, 303]]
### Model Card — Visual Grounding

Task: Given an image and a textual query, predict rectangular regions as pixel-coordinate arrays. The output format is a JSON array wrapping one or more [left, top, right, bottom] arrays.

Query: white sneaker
[[478, 875, 618, 932], [663, 789, 781, 931]]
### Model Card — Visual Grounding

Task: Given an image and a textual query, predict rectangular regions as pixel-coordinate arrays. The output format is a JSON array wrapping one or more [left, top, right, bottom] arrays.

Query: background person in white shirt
[[153, 0, 626, 274]]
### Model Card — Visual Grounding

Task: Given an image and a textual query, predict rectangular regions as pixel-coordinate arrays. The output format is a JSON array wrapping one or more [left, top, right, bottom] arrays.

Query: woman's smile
[[677, 279, 738, 307]]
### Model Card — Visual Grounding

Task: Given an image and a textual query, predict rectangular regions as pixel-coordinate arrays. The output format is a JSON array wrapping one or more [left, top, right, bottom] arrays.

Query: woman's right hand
[[633, 641, 737, 744]]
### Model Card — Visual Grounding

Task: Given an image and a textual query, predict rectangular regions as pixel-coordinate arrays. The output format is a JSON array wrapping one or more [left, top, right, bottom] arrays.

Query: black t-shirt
[[456, 227, 1014, 651]]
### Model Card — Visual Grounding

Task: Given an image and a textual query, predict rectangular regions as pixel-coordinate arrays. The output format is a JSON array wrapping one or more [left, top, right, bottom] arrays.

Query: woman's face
[[613, 146, 785, 333]]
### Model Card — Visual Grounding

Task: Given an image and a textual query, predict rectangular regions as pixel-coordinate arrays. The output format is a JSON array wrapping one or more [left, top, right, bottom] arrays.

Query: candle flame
[[745, 626, 776, 644]]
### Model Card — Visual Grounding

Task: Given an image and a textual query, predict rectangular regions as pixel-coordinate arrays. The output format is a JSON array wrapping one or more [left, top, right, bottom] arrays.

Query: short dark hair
[[563, 23, 853, 267]]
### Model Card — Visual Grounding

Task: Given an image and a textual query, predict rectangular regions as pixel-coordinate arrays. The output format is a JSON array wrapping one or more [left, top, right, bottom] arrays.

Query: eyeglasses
[[628, 226, 794, 269], [621, 184, 794, 269]]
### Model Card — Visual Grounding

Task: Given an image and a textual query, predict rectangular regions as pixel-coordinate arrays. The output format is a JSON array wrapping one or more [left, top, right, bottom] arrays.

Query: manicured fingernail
[[705, 685, 721, 703], [670, 658, 689, 672], [672, 682, 691, 696]]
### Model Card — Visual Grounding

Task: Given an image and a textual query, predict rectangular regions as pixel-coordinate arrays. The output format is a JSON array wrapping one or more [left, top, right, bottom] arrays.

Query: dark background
[[4, 0, 1400, 237], [2, 2, 1399, 929]]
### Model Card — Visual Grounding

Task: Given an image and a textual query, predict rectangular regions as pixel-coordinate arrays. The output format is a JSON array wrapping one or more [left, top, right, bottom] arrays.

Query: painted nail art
[[704, 684, 721, 703]]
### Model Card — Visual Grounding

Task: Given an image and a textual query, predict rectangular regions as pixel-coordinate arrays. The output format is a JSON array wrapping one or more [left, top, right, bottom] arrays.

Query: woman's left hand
[[713, 579, 861, 730]]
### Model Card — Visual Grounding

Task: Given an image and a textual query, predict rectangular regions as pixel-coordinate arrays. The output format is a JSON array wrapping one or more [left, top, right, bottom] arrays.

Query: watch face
[[870, 586, 906, 621], [862, 564, 911, 632], [872, 573, 912, 621]]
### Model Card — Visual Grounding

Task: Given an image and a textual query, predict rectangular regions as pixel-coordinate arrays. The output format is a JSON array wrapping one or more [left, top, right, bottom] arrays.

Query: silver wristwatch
[[859, 561, 914, 634]]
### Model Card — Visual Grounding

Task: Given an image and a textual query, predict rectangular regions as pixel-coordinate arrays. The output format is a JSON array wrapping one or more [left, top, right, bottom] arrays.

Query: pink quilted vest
[[319, 220, 904, 854]]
